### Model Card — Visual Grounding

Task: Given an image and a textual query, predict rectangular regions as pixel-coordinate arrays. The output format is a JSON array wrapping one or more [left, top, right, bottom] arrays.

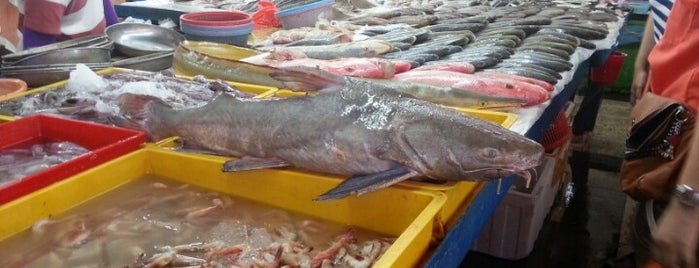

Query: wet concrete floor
[[461, 92, 632, 268]]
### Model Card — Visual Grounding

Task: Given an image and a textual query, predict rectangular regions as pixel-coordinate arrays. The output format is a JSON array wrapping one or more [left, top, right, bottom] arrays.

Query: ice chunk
[[65, 64, 108, 94]]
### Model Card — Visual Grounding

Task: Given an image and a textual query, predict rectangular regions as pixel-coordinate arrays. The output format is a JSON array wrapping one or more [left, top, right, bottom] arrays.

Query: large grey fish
[[112, 71, 543, 200]]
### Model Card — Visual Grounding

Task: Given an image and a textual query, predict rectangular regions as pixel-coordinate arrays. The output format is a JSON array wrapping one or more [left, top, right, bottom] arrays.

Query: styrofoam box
[[471, 155, 558, 260]]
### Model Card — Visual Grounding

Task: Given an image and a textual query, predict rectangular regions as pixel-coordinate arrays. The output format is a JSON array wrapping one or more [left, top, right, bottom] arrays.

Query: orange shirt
[[648, 0, 699, 111]]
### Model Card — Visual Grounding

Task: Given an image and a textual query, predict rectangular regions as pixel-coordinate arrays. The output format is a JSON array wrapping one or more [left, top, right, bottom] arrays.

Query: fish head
[[398, 117, 543, 181], [56, 97, 98, 115]]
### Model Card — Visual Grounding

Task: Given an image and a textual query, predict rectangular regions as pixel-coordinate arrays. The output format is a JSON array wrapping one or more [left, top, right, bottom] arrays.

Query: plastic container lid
[[180, 11, 252, 27]]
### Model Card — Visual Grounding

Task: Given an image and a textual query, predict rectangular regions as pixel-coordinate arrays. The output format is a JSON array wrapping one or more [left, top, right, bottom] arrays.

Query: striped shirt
[[11, 0, 106, 41], [650, 0, 675, 42]]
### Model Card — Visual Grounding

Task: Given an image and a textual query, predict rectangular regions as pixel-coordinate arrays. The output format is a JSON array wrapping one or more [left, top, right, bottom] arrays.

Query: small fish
[[412, 62, 476, 74], [246, 55, 411, 79], [267, 28, 350, 45], [576, 38, 597, 50], [422, 32, 474, 46], [539, 25, 608, 40], [382, 45, 461, 58], [282, 34, 352, 47], [392, 69, 551, 106], [473, 35, 522, 45], [521, 34, 580, 48], [494, 62, 562, 80], [425, 23, 486, 33], [516, 46, 571, 61], [174, 45, 333, 91], [275, 39, 394, 60], [476, 28, 527, 40], [468, 38, 519, 48], [483, 67, 559, 86], [363, 78, 526, 109], [519, 42, 577, 55], [388, 14, 439, 27], [471, 71, 555, 91], [500, 57, 573, 73]]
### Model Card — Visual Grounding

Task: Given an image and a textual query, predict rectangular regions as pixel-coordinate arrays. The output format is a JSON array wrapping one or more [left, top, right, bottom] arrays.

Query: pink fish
[[274, 58, 402, 79], [412, 62, 476, 74], [245, 52, 412, 79], [393, 70, 551, 106]]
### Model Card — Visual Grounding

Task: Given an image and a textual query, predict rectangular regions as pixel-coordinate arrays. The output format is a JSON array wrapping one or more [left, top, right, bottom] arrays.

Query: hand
[[650, 200, 699, 268], [630, 68, 649, 106]]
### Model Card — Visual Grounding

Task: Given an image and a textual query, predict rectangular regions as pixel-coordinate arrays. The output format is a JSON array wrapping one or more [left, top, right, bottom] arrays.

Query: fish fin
[[270, 66, 346, 92], [222, 157, 291, 172], [314, 166, 420, 201]]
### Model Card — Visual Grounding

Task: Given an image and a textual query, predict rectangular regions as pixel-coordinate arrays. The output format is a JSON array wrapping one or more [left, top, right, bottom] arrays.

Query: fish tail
[[116, 93, 171, 118], [110, 93, 171, 133], [270, 66, 346, 92]]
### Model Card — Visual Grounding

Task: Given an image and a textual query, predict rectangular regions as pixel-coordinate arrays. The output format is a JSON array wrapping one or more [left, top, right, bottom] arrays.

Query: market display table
[[1, 1, 629, 266], [425, 13, 624, 263]]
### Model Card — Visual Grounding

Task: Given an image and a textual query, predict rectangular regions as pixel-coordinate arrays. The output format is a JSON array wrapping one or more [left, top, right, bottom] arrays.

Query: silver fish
[[112, 71, 543, 200]]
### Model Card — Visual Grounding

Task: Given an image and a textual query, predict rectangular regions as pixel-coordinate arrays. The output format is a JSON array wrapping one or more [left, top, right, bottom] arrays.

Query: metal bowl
[[1, 63, 111, 87], [106, 23, 185, 57], [112, 51, 173, 71], [1, 35, 110, 64], [6, 47, 112, 67]]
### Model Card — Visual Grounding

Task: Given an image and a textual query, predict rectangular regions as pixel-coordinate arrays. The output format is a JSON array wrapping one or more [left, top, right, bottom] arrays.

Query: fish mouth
[[460, 165, 534, 180]]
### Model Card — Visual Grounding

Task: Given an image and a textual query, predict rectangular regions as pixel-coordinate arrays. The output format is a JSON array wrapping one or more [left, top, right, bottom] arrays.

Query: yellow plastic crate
[[0, 147, 446, 267], [154, 88, 517, 233], [256, 88, 518, 230]]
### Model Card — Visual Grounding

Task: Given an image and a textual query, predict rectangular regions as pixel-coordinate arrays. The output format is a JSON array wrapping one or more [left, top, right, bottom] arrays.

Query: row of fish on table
[[0, 2, 626, 267], [203, 0, 625, 109], [0, 0, 627, 200]]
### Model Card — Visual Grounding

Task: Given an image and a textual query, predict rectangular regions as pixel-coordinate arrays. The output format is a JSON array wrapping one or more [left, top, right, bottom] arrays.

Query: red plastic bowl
[[0, 78, 28, 100], [180, 11, 252, 27]]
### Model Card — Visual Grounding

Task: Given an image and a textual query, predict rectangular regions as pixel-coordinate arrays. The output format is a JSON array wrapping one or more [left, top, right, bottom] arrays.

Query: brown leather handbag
[[620, 92, 694, 201]]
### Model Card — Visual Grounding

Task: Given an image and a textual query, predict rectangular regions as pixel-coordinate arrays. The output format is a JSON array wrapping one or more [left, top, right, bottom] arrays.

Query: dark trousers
[[572, 81, 605, 135]]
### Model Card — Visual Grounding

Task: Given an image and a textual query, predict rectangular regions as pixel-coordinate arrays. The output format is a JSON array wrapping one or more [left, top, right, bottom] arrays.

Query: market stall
[[0, 0, 630, 266]]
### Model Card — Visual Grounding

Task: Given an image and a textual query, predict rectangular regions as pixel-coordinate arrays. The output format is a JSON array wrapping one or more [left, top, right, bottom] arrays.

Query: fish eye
[[481, 147, 499, 158]]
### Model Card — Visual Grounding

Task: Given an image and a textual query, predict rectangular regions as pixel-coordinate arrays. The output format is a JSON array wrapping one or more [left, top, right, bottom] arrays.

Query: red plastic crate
[[0, 114, 146, 205]]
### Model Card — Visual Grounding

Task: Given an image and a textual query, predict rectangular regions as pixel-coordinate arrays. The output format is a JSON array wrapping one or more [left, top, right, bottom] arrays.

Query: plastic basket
[[591, 51, 627, 85], [275, 0, 334, 29], [0, 148, 446, 267], [0, 114, 146, 205], [541, 109, 572, 153]]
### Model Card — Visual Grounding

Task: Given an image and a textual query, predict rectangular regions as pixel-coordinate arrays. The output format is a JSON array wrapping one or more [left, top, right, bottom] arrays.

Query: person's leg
[[573, 81, 605, 137]]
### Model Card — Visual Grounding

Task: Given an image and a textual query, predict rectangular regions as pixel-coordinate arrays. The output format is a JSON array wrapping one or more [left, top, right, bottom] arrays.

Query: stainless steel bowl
[[1, 35, 110, 64], [1, 63, 111, 87], [106, 23, 185, 57], [6, 47, 112, 67]]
